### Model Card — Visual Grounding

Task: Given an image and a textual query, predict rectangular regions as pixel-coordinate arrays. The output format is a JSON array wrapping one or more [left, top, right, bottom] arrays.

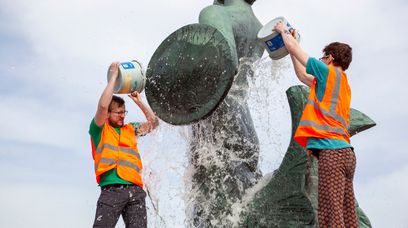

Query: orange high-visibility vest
[[294, 65, 351, 148], [91, 122, 143, 187]]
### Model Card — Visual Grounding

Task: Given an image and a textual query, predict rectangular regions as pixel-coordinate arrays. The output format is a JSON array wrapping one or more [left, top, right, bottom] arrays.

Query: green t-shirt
[[305, 58, 352, 150], [89, 119, 141, 187]]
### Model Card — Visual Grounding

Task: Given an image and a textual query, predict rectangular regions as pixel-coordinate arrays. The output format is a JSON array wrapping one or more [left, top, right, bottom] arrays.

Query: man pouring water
[[89, 62, 158, 228]]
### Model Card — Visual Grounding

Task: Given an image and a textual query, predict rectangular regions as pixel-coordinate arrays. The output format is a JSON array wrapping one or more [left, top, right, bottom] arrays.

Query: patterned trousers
[[318, 148, 358, 228]]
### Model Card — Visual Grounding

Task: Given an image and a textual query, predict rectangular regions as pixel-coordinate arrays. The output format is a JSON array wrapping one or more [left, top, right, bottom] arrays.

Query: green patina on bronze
[[146, 24, 237, 125], [240, 85, 374, 228], [188, 1, 265, 227], [146, 2, 264, 226], [146, 0, 263, 125]]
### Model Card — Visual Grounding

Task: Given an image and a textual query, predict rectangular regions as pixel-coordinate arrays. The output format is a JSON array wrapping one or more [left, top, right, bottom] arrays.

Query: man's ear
[[329, 54, 335, 64]]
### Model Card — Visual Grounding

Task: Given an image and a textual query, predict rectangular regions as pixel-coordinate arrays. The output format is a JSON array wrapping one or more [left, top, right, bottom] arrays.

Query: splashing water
[[142, 56, 295, 227]]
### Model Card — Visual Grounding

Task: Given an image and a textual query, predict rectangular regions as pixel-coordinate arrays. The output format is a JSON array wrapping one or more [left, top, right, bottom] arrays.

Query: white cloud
[[0, 183, 97, 228], [1, 0, 209, 64], [0, 95, 90, 151], [356, 165, 408, 228]]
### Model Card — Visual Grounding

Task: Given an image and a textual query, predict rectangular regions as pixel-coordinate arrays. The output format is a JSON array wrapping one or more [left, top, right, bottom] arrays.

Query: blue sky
[[1, 0, 407, 227]]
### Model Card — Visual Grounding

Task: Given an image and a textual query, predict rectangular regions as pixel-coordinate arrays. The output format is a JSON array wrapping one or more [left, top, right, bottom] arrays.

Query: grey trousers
[[93, 184, 147, 228]]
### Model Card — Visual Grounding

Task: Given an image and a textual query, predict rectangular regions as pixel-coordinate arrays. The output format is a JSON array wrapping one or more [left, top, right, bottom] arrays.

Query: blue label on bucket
[[121, 62, 135, 69], [266, 34, 285, 51]]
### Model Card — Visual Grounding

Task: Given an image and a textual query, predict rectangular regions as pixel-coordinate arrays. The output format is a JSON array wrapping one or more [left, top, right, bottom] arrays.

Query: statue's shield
[[146, 23, 237, 125]]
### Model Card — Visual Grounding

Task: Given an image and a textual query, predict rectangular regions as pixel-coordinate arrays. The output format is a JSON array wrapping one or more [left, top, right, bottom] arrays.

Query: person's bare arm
[[290, 52, 313, 87], [94, 62, 120, 126], [128, 91, 159, 136], [274, 24, 313, 86], [274, 22, 309, 67]]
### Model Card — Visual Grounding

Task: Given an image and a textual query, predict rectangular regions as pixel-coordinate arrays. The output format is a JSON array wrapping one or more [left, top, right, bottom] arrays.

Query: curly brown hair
[[323, 42, 352, 70]]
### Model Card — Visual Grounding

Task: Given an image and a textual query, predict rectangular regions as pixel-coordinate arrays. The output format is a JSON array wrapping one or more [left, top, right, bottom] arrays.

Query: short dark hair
[[216, 0, 256, 5], [323, 42, 352, 70], [109, 95, 125, 111]]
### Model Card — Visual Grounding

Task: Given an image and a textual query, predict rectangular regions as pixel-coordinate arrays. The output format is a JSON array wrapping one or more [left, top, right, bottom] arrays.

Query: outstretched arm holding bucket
[[274, 22, 308, 65], [274, 23, 314, 86], [94, 62, 120, 126], [289, 39, 313, 87]]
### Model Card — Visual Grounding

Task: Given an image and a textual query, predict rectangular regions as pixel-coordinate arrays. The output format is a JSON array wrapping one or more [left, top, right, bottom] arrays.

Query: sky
[[0, 0, 407, 227]]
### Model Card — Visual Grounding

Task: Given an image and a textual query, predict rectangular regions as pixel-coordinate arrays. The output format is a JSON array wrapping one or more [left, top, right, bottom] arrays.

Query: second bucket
[[258, 16, 300, 60]]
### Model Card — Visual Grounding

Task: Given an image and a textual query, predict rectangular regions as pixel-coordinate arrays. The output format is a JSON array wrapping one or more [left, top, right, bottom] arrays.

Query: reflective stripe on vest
[[305, 99, 349, 130], [95, 157, 141, 173], [298, 119, 347, 136], [95, 143, 141, 160], [295, 65, 351, 147]]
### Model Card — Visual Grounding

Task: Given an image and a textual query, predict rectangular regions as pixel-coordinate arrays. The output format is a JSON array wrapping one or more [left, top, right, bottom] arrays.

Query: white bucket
[[257, 16, 300, 60], [107, 60, 146, 94]]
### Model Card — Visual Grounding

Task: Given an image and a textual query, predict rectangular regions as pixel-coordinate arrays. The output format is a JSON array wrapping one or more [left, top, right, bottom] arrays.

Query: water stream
[[141, 56, 296, 227]]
